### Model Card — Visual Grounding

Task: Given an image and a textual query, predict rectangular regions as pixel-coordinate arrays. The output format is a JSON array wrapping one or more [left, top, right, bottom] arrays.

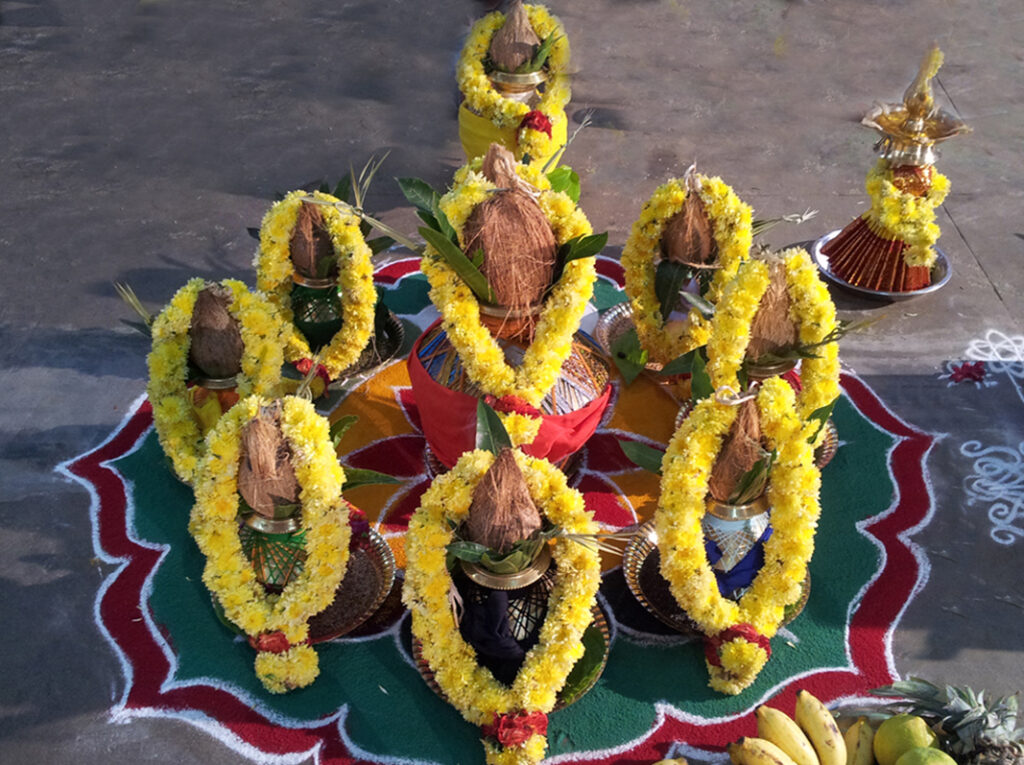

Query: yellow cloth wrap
[[458, 102, 567, 167]]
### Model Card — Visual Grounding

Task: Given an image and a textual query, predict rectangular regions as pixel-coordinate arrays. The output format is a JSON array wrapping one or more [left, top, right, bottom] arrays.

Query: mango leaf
[[659, 349, 696, 377], [469, 247, 484, 269], [330, 415, 359, 450], [419, 226, 496, 302], [547, 166, 580, 203], [522, 32, 560, 73], [397, 177, 439, 214], [690, 350, 714, 402], [368, 235, 395, 255], [618, 439, 665, 475], [610, 327, 648, 385], [560, 620, 606, 706], [476, 398, 512, 455], [445, 540, 490, 563], [432, 201, 457, 243], [655, 260, 694, 320], [416, 209, 440, 231], [728, 448, 777, 506], [805, 398, 837, 444], [342, 467, 401, 491], [333, 173, 354, 204], [559, 232, 608, 264]]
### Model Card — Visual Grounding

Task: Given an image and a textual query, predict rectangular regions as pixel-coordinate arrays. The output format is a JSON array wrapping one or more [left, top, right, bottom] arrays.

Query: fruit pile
[[719, 679, 1023, 765]]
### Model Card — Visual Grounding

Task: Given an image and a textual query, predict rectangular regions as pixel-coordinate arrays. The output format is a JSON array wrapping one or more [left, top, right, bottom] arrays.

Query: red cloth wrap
[[408, 320, 612, 468], [482, 711, 549, 748], [703, 623, 772, 667]]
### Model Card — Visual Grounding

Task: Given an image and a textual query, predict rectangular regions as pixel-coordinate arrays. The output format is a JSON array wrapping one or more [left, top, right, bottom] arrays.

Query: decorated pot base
[[622, 520, 810, 637]]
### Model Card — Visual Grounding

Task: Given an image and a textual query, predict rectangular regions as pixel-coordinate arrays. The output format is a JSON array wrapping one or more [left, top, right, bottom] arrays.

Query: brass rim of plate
[[488, 69, 547, 87], [292, 272, 338, 289], [706, 494, 769, 521], [459, 544, 552, 590], [191, 375, 237, 390], [244, 514, 301, 534]]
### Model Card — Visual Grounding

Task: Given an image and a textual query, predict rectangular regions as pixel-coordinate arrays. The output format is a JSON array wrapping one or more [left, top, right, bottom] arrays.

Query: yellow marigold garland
[[457, 4, 571, 163], [146, 278, 286, 483], [656, 377, 821, 694], [421, 157, 596, 446], [705, 247, 840, 442], [189, 395, 350, 694], [254, 189, 377, 379], [864, 159, 950, 269], [403, 449, 601, 764], [622, 176, 753, 364]]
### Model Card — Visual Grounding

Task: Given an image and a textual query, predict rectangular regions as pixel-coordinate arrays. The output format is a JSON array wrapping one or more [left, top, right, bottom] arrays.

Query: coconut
[[289, 202, 336, 279], [237, 402, 300, 519], [746, 259, 799, 362], [462, 144, 557, 314], [188, 284, 244, 379], [489, 0, 540, 73], [660, 172, 718, 268], [465, 448, 543, 554], [708, 399, 764, 504]]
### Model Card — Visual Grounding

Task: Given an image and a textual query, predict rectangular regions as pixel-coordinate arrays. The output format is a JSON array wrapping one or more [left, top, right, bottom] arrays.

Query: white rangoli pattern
[[958, 330, 1024, 545]]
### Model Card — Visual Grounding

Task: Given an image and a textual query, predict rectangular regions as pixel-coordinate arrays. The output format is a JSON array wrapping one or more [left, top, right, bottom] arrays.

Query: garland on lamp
[[189, 395, 350, 694], [403, 448, 601, 765], [146, 278, 286, 483], [705, 247, 841, 440], [656, 377, 821, 694], [622, 175, 753, 364], [254, 189, 377, 379], [863, 159, 950, 269], [421, 157, 595, 446], [457, 4, 571, 163]]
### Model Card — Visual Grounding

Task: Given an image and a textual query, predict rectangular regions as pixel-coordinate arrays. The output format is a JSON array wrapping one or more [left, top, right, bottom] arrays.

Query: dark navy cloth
[[705, 525, 773, 598]]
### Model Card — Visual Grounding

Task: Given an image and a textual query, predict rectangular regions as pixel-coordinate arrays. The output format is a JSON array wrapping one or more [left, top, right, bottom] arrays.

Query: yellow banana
[[729, 737, 801, 765], [795, 690, 847, 765], [757, 705, 821, 765], [843, 717, 875, 765]]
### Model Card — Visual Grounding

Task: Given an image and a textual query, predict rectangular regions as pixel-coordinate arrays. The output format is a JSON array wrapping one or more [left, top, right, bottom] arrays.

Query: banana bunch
[[729, 690, 874, 765]]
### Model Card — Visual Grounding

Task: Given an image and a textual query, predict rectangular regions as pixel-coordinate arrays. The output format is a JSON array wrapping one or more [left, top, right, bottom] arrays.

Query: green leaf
[[728, 449, 776, 505], [469, 247, 484, 269], [446, 540, 490, 563], [546, 166, 580, 203], [560, 232, 608, 263], [432, 202, 457, 243], [805, 398, 837, 444], [690, 350, 714, 402], [397, 177, 439, 214], [659, 349, 696, 377], [416, 209, 440, 231], [419, 226, 496, 302], [527, 32, 560, 72], [333, 173, 354, 204], [475, 398, 512, 455], [560, 620, 606, 706], [609, 327, 648, 385], [330, 415, 359, 450], [618, 439, 665, 475], [654, 260, 694, 320], [342, 467, 401, 491], [315, 254, 338, 279], [368, 236, 395, 255]]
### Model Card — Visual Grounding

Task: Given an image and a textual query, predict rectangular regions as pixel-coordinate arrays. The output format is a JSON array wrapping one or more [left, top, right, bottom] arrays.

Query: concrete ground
[[1, 0, 1021, 762]]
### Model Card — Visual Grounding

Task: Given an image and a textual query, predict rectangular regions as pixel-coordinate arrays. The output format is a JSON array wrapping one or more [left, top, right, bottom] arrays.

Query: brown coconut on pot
[[237, 401, 300, 519], [189, 284, 244, 379], [746, 258, 799, 363], [708, 399, 764, 505], [465, 448, 543, 554], [289, 202, 336, 280], [489, 0, 541, 73], [462, 144, 558, 326], [660, 171, 719, 269]]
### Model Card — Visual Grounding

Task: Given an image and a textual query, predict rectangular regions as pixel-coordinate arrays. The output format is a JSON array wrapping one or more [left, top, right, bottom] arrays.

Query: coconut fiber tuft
[[708, 398, 764, 504], [465, 447, 543, 553], [237, 402, 300, 518], [189, 284, 244, 379], [746, 260, 799, 362]]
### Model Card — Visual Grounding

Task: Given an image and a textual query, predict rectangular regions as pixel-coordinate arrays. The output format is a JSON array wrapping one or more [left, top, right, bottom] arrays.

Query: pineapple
[[872, 677, 1024, 765]]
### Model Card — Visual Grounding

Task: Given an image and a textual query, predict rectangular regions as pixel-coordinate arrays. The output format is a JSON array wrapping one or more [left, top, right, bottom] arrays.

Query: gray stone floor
[[1, 1, 1021, 762]]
